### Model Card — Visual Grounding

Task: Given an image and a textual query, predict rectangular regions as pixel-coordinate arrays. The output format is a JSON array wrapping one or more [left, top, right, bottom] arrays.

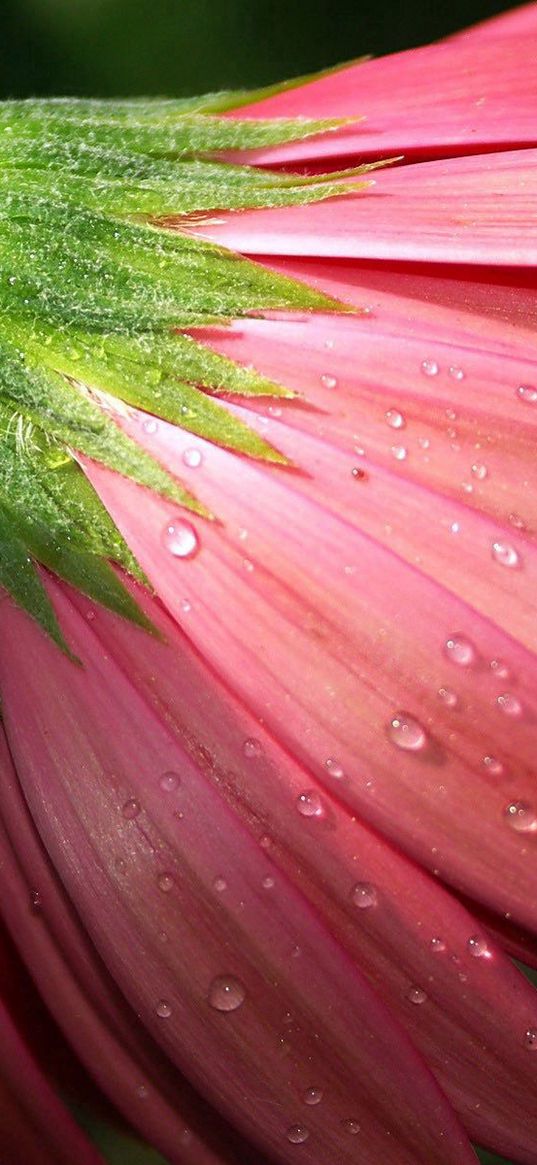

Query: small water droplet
[[182, 447, 203, 468], [505, 801, 537, 833], [259, 834, 272, 850], [391, 444, 408, 461], [159, 771, 180, 792], [162, 518, 199, 559], [286, 1126, 309, 1145], [30, 890, 42, 913], [351, 466, 367, 481], [497, 692, 523, 718], [291, 944, 302, 958], [407, 986, 427, 1005], [437, 687, 458, 708], [213, 876, 227, 893], [122, 798, 141, 820], [350, 882, 378, 909], [446, 408, 457, 421], [449, 365, 465, 381], [180, 598, 192, 613], [385, 409, 406, 430], [516, 384, 537, 405], [262, 875, 275, 890], [155, 1000, 172, 1019], [142, 418, 158, 434], [208, 975, 246, 1012], [525, 1028, 537, 1050], [430, 937, 446, 953], [388, 712, 427, 752], [509, 512, 526, 531], [471, 462, 488, 480], [243, 737, 262, 759], [157, 872, 174, 893], [418, 436, 430, 450], [421, 359, 439, 377], [303, 1087, 323, 1106], [444, 634, 477, 667], [320, 374, 337, 389], [325, 757, 344, 779], [491, 540, 520, 569], [341, 1119, 361, 1136], [489, 659, 510, 680], [482, 755, 505, 776], [296, 790, 325, 818], [467, 935, 489, 958]]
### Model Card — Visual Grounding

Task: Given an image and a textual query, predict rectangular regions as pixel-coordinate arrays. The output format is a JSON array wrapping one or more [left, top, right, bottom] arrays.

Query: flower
[[0, 4, 536, 1165]]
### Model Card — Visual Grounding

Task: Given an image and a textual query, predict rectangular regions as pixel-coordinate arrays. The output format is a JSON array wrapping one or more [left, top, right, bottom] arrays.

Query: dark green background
[[0, 0, 521, 99]]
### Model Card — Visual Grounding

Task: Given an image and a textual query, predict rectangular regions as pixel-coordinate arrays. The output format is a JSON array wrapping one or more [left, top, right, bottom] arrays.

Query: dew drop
[[304, 1087, 323, 1106], [489, 659, 510, 680], [467, 935, 489, 958], [350, 882, 378, 909], [407, 986, 427, 1005], [388, 712, 427, 752], [471, 462, 488, 481], [155, 1000, 172, 1019], [391, 444, 408, 461], [157, 872, 174, 893], [525, 1028, 537, 1050], [444, 634, 477, 668], [159, 771, 180, 793], [286, 1126, 309, 1145], [162, 518, 199, 559], [136, 1084, 149, 1100], [430, 937, 446, 953], [491, 540, 520, 569], [421, 359, 439, 377], [497, 692, 523, 718], [351, 466, 367, 481], [243, 738, 262, 759], [418, 436, 430, 450], [385, 409, 406, 430], [341, 1119, 361, 1136], [296, 790, 325, 818], [325, 757, 344, 779], [437, 687, 458, 708], [213, 876, 227, 893], [180, 598, 192, 614], [142, 418, 158, 434], [516, 384, 537, 405], [262, 875, 275, 890], [482, 755, 505, 776], [320, 374, 337, 389], [182, 447, 203, 469], [448, 365, 465, 381], [504, 801, 537, 833], [208, 974, 246, 1012], [30, 890, 42, 913], [122, 798, 141, 820]]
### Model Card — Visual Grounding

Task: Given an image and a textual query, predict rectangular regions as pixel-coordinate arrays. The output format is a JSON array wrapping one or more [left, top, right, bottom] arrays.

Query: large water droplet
[[122, 798, 141, 820], [162, 518, 199, 559], [491, 540, 520, 569], [155, 1000, 172, 1018], [388, 713, 427, 752], [444, 634, 477, 667], [286, 1126, 310, 1145], [350, 882, 378, 909], [303, 1087, 323, 1106], [421, 359, 439, 377], [516, 384, 537, 405], [159, 771, 180, 792], [296, 790, 325, 818], [182, 447, 203, 468], [505, 801, 537, 833], [208, 975, 246, 1012], [385, 409, 406, 430]]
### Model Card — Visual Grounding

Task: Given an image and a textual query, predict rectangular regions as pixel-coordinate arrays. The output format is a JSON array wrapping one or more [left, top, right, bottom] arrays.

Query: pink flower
[[1, 4, 537, 1164]]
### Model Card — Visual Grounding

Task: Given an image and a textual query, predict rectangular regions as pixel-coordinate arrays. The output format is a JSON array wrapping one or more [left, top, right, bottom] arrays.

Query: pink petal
[[0, 588, 476, 1165], [450, 2, 537, 43], [186, 149, 537, 267]]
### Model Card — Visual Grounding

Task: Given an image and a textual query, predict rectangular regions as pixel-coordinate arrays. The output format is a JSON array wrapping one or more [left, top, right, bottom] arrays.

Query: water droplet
[[162, 518, 199, 559], [8, 275, 16, 286], [418, 436, 430, 450], [505, 801, 537, 833], [286, 1126, 309, 1145], [259, 834, 272, 850], [159, 771, 180, 792], [243, 738, 262, 759], [262, 875, 275, 890], [351, 466, 367, 481], [482, 755, 505, 776], [407, 986, 428, 1005], [421, 359, 439, 377], [180, 598, 192, 613], [182, 447, 203, 468], [391, 444, 408, 461], [157, 872, 174, 893], [291, 944, 302, 958], [467, 935, 489, 958], [449, 365, 465, 381], [350, 882, 378, 909], [491, 540, 520, 569], [471, 462, 488, 481], [444, 634, 477, 667], [208, 975, 246, 1012], [497, 692, 523, 718], [437, 687, 458, 708], [213, 876, 227, 893], [525, 1028, 537, 1050], [325, 757, 344, 779], [430, 937, 446, 953], [489, 659, 510, 680], [136, 1084, 149, 1100], [296, 790, 325, 818], [516, 384, 537, 405], [320, 374, 337, 389], [450, 521, 461, 535], [509, 512, 526, 531], [341, 1119, 361, 1136], [30, 890, 42, 913], [388, 713, 427, 752], [155, 1000, 172, 1018], [142, 418, 158, 434], [122, 798, 141, 820], [385, 409, 406, 430], [446, 408, 457, 421], [303, 1087, 323, 1106]]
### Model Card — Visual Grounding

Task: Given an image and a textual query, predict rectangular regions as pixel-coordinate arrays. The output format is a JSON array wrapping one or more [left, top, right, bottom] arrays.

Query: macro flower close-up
[[0, 3, 536, 1163]]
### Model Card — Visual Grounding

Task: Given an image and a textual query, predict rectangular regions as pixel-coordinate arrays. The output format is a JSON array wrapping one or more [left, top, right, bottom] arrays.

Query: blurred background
[[0, 0, 522, 99]]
